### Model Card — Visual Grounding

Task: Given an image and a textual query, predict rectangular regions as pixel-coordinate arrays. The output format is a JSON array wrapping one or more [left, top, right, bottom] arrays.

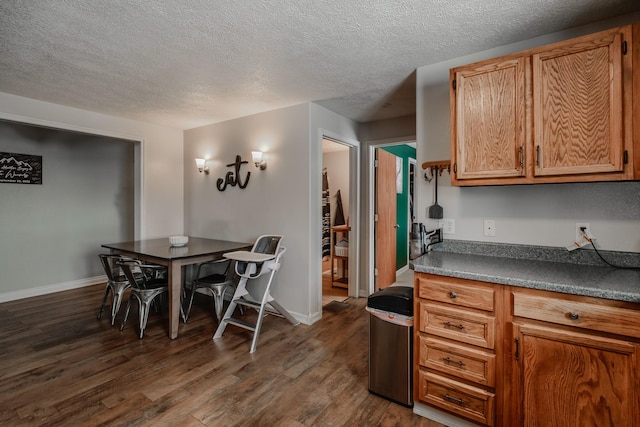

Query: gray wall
[[0, 120, 135, 294]]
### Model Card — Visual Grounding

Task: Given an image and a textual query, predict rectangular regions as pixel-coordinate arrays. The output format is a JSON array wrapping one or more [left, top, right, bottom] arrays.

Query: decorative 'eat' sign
[[217, 155, 251, 191]]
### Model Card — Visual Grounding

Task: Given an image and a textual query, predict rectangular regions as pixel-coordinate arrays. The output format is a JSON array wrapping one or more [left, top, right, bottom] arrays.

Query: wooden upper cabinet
[[533, 28, 627, 177], [451, 57, 526, 181], [450, 24, 636, 186]]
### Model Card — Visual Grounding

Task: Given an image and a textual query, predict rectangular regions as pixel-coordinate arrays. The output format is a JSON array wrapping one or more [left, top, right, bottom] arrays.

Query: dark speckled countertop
[[412, 241, 640, 303]]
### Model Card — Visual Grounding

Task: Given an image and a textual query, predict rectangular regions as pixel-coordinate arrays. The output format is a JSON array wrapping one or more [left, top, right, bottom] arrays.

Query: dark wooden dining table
[[102, 237, 252, 339]]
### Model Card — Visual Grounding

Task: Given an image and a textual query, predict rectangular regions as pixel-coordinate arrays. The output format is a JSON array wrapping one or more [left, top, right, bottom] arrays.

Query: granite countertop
[[412, 242, 640, 303]]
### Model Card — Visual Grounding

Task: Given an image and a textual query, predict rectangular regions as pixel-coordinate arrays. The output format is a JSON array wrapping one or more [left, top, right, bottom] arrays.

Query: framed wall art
[[0, 152, 43, 184]]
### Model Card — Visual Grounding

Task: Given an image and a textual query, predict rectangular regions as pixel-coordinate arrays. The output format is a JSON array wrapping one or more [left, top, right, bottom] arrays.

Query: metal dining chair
[[182, 258, 235, 323], [97, 253, 139, 325], [214, 235, 299, 353], [118, 260, 169, 339]]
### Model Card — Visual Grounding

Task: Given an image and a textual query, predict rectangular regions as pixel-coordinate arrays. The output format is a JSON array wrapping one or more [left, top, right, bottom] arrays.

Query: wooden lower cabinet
[[415, 273, 502, 426], [510, 323, 637, 427], [507, 288, 640, 426], [415, 273, 640, 426]]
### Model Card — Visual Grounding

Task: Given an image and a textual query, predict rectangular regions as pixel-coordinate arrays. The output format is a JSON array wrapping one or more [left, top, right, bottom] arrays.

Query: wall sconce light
[[251, 151, 267, 170], [195, 158, 209, 174]]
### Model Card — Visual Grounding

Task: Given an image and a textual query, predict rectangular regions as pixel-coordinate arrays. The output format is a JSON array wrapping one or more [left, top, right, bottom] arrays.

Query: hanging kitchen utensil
[[428, 166, 443, 219]]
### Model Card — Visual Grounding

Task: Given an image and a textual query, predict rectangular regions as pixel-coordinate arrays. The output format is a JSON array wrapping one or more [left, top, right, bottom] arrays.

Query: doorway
[[321, 138, 350, 306], [0, 118, 140, 300], [369, 141, 416, 294]]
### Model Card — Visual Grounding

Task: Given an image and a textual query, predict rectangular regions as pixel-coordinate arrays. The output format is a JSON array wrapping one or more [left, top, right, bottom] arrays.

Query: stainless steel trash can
[[367, 286, 414, 407]]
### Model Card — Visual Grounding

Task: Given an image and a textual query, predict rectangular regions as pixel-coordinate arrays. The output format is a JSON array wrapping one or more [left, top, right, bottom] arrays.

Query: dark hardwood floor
[[322, 258, 349, 306], [0, 284, 444, 426]]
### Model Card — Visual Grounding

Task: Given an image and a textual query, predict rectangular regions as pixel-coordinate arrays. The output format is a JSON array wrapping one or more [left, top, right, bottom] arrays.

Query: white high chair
[[213, 235, 299, 353]]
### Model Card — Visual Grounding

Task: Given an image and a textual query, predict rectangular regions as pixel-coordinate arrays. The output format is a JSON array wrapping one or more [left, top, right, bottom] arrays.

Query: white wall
[[310, 103, 360, 308], [360, 115, 416, 143], [417, 14, 640, 253], [0, 92, 184, 300], [184, 102, 359, 324]]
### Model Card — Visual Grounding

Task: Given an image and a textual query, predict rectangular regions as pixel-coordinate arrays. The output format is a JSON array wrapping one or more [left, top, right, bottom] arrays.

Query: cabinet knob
[[449, 291, 457, 299], [569, 312, 580, 321]]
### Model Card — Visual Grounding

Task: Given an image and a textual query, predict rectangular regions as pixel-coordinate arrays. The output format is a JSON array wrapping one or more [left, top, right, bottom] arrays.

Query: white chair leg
[[268, 300, 300, 326], [213, 300, 237, 339], [249, 303, 268, 354]]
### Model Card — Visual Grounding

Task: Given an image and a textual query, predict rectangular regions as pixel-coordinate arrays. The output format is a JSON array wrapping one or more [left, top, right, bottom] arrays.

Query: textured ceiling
[[1, 1, 639, 130]]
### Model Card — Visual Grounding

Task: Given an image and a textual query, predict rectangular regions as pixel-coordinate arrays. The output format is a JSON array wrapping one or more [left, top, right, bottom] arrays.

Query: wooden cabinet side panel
[[633, 22, 640, 179]]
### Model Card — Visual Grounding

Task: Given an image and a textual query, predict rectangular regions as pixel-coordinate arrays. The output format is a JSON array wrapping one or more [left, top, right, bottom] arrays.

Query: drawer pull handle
[[569, 312, 580, 320], [449, 291, 457, 299], [444, 393, 465, 406], [443, 356, 465, 367], [443, 321, 465, 330]]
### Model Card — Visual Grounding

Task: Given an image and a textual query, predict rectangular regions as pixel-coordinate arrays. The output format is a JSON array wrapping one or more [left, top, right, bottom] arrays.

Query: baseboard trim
[[413, 402, 480, 427], [0, 275, 106, 303], [396, 264, 409, 276], [290, 309, 319, 325], [0, 277, 320, 328]]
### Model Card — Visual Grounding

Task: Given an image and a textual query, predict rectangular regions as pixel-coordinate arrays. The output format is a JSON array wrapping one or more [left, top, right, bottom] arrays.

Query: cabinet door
[[511, 323, 637, 427], [533, 28, 628, 177], [451, 57, 527, 181]]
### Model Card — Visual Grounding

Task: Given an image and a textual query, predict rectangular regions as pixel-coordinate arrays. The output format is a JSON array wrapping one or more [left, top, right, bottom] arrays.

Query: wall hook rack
[[422, 160, 451, 182]]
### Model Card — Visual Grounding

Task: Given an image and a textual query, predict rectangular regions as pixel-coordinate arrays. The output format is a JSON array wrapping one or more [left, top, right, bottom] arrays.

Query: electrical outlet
[[484, 219, 496, 237], [575, 222, 590, 241], [439, 218, 455, 234]]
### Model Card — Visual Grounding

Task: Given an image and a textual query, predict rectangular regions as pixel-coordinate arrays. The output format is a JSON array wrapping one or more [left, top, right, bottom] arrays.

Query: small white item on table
[[169, 235, 189, 247]]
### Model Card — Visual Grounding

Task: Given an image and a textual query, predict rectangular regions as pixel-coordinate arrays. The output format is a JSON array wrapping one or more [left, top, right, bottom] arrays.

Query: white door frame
[[367, 137, 416, 296], [317, 129, 360, 307]]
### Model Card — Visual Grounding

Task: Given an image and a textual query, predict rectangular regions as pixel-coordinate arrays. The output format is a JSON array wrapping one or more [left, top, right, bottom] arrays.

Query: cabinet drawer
[[418, 370, 495, 427], [513, 292, 640, 338], [417, 275, 495, 312], [419, 302, 496, 349], [419, 336, 495, 387]]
